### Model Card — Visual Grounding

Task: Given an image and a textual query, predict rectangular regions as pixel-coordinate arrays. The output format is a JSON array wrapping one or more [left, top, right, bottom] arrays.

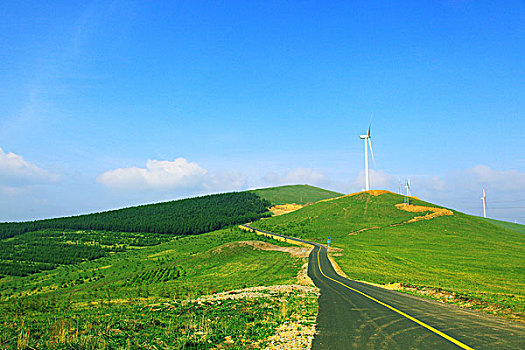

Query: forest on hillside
[[0, 192, 271, 239]]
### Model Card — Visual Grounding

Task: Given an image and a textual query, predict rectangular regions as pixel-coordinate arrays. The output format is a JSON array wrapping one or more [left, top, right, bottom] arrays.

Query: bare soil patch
[[212, 240, 311, 257]]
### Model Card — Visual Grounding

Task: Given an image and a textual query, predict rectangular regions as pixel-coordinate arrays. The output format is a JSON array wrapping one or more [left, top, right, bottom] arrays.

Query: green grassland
[[251, 184, 342, 205], [0, 227, 317, 349], [252, 191, 525, 320], [5, 184, 521, 347], [0, 229, 171, 276], [483, 218, 525, 234], [0, 185, 339, 279], [3, 295, 315, 349]]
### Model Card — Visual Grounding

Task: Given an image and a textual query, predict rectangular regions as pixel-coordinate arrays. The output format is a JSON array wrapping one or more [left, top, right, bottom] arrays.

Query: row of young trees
[[0, 261, 55, 277], [0, 239, 112, 266], [0, 192, 271, 239]]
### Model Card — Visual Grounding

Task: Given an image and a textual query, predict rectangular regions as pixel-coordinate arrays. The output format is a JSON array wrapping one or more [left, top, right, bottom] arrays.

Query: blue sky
[[1, 1, 524, 223]]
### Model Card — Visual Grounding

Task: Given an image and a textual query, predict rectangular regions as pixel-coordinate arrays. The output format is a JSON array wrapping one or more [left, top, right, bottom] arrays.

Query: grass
[[252, 191, 525, 321], [483, 218, 525, 234], [0, 227, 317, 349], [251, 184, 343, 205], [1, 290, 317, 349], [0, 229, 169, 276]]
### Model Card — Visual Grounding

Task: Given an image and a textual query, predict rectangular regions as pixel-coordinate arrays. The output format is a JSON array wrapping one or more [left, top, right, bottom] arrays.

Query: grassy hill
[[252, 191, 525, 321], [0, 191, 274, 278], [0, 228, 317, 348], [251, 184, 343, 205], [0, 186, 323, 348], [0, 185, 339, 278], [483, 218, 525, 234], [4, 184, 521, 346], [0, 192, 271, 239]]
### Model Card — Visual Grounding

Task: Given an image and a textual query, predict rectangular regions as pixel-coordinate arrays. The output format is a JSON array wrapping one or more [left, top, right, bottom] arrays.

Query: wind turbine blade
[[368, 139, 376, 167], [368, 116, 372, 137]]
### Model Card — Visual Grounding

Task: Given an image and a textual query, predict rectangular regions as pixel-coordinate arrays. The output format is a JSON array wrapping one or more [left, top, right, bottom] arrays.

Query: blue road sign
[[327, 237, 331, 244]]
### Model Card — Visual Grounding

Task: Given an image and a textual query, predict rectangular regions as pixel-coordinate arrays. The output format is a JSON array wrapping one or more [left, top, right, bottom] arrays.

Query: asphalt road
[[241, 225, 525, 349]]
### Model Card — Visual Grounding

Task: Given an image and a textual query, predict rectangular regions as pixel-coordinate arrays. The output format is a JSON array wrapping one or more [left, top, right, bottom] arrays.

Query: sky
[[1, 1, 524, 223]]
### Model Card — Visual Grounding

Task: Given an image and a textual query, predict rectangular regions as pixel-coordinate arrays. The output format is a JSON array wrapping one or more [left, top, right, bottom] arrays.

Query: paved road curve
[[241, 225, 525, 349]]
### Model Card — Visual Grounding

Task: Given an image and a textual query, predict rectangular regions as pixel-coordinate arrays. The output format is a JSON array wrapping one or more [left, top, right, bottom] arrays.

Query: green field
[[3, 185, 522, 347], [251, 184, 343, 205], [252, 191, 525, 321], [483, 218, 525, 234], [0, 227, 317, 349]]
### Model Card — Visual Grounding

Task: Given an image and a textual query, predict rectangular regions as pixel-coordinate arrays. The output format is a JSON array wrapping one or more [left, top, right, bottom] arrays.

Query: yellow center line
[[315, 247, 475, 350]]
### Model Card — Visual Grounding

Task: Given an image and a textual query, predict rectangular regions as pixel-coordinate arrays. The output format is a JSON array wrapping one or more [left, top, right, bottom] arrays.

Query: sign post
[[327, 236, 331, 248]]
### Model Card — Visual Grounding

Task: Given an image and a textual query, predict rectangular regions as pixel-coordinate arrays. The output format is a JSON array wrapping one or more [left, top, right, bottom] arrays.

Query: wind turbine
[[481, 189, 487, 218], [404, 179, 411, 204], [359, 121, 375, 191]]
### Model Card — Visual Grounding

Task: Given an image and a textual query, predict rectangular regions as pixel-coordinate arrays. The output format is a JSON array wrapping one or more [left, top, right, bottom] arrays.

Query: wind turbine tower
[[404, 179, 411, 204], [359, 122, 375, 191], [481, 189, 487, 218]]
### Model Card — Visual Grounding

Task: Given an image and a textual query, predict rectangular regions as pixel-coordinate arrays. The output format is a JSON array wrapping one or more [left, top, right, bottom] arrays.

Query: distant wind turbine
[[404, 179, 411, 204], [359, 120, 376, 191], [481, 189, 487, 218]]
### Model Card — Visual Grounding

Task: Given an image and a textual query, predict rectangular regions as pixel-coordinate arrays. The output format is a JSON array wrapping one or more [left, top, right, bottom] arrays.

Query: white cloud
[[263, 167, 327, 186], [464, 165, 525, 191], [97, 158, 247, 192], [0, 148, 57, 190], [97, 158, 207, 190]]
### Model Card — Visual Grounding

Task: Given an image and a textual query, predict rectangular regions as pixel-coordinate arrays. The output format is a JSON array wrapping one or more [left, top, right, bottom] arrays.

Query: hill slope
[[0, 192, 271, 239], [252, 190, 525, 321], [0, 228, 317, 348], [483, 218, 525, 234], [0, 185, 337, 277], [1, 184, 341, 239], [251, 184, 343, 205], [0, 185, 328, 347]]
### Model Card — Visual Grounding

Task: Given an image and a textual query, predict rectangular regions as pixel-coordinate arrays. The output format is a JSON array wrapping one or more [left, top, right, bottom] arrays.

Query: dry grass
[[382, 283, 525, 323], [181, 285, 318, 350], [269, 204, 304, 216], [348, 203, 453, 235], [264, 315, 316, 350], [395, 203, 453, 223], [296, 262, 315, 286], [328, 253, 348, 278], [189, 284, 318, 303]]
